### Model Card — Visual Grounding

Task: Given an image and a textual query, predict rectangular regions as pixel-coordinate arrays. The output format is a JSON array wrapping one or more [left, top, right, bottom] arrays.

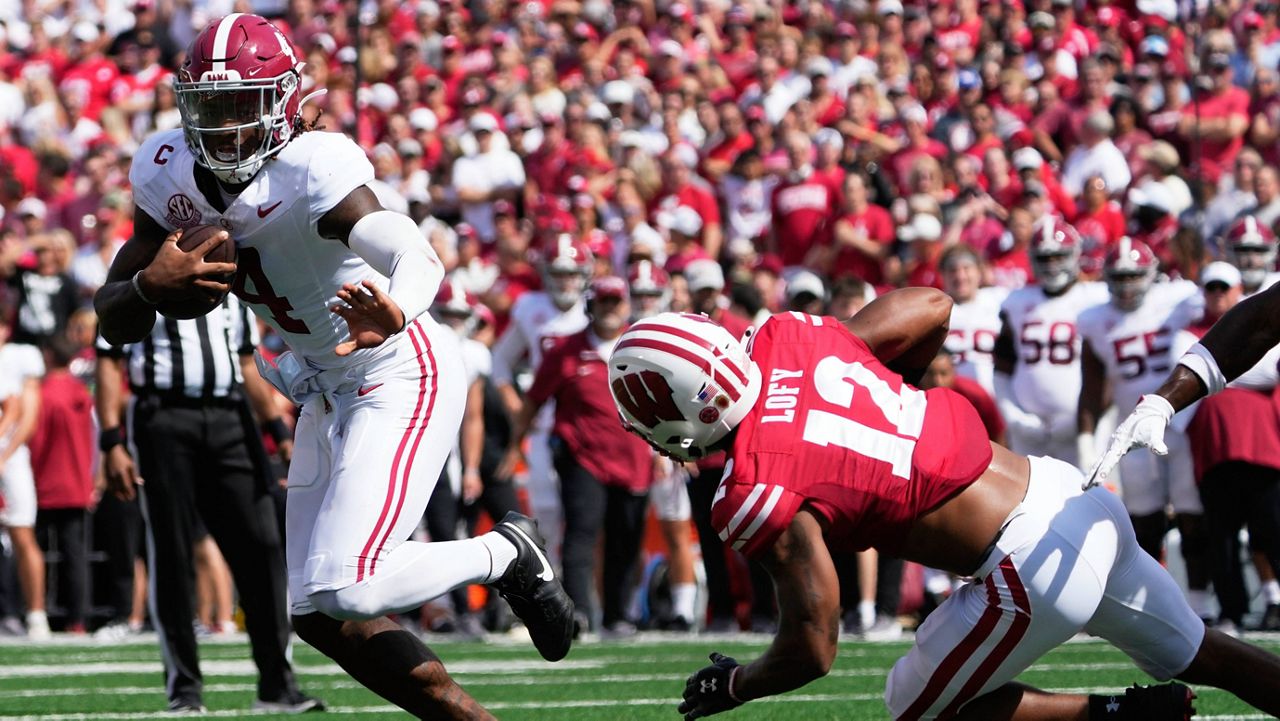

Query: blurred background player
[[628, 260, 698, 631], [994, 217, 1108, 465], [1222, 216, 1280, 297], [499, 277, 651, 636], [1078, 238, 1211, 621], [941, 244, 1007, 398], [490, 235, 591, 567]]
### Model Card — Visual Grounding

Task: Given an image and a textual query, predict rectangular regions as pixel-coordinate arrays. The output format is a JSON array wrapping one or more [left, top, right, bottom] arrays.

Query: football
[[156, 224, 237, 320]]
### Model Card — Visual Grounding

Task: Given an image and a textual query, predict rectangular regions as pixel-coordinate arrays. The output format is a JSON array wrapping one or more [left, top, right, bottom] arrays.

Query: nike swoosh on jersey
[[257, 201, 282, 218], [508, 524, 555, 582], [357, 383, 383, 397]]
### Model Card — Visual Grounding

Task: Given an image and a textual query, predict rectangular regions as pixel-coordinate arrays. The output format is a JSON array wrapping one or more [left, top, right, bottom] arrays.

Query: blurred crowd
[[5, 0, 1280, 641]]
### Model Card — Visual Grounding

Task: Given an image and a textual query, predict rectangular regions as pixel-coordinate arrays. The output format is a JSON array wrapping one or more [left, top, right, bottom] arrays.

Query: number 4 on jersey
[[232, 247, 310, 334]]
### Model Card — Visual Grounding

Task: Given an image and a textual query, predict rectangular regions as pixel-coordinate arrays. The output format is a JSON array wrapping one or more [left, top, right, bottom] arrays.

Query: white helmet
[[608, 313, 762, 461]]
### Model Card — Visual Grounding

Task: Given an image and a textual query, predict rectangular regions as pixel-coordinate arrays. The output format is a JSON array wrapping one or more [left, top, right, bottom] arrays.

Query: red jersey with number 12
[[711, 312, 993, 559]]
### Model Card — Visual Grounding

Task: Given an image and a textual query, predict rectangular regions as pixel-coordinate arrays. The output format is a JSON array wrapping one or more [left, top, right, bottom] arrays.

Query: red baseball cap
[[588, 275, 628, 300]]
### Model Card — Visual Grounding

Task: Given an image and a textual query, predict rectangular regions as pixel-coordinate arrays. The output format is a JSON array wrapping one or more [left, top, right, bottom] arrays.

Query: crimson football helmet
[[431, 277, 480, 335], [174, 13, 316, 184], [1030, 216, 1082, 294], [541, 234, 593, 311], [627, 260, 671, 320], [1223, 215, 1278, 290], [608, 313, 762, 461], [1104, 237, 1158, 311]]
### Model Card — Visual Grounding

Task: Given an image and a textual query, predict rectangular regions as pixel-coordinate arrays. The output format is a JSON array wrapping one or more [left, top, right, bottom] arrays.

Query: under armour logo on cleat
[[1107, 697, 1120, 713]]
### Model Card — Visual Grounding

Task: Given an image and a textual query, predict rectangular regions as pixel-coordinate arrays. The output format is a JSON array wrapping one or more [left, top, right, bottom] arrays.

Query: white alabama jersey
[[459, 335, 492, 387], [489, 291, 587, 387], [1078, 280, 1202, 416], [1245, 271, 1280, 298], [1001, 281, 1109, 419], [131, 128, 398, 369], [946, 286, 1008, 397]]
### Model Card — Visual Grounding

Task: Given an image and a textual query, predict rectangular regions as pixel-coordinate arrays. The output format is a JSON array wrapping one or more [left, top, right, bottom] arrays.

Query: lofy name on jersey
[[761, 368, 804, 424]]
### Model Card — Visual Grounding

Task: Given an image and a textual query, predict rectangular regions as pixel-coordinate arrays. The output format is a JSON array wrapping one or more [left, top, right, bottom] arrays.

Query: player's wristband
[[261, 418, 290, 445], [99, 427, 125, 453], [727, 665, 745, 705], [1177, 342, 1226, 396], [131, 270, 158, 305]]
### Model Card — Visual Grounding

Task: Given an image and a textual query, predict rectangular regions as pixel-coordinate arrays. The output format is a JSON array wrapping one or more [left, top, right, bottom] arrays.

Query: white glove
[[1084, 394, 1174, 490]]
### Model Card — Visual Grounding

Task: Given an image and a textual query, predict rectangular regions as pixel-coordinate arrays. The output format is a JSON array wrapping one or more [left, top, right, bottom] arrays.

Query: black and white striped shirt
[[96, 297, 260, 400]]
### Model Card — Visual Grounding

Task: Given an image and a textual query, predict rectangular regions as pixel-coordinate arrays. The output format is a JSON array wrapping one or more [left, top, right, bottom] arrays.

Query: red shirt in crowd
[[710, 313, 994, 557], [28, 370, 95, 510], [829, 204, 894, 284], [526, 330, 652, 493], [1187, 85, 1251, 184], [650, 179, 722, 249], [771, 175, 838, 267]]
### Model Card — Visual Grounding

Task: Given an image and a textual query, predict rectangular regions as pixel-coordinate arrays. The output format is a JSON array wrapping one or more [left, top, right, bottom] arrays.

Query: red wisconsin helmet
[[1030, 216, 1082, 293], [175, 13, 306, 183], [1104, 237, 1158, 311], [541, 234, 593, 310]]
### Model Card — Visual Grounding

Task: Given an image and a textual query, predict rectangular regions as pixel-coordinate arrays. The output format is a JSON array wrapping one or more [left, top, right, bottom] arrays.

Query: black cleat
[[490, 512, 575, 662], [1120, 683, 1196, 720], [1258, 603, 1280, 631]]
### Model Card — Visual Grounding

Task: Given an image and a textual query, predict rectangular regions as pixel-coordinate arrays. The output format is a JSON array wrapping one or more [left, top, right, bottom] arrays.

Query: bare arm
[[494, 394, 544, 481], [460, 377, 486, 502], [240, 354, 293, 461], [732, 508, 840, 701], [1, 378, 41, 466], [845, 287, 952, 385], [95, 354, 142, 500]]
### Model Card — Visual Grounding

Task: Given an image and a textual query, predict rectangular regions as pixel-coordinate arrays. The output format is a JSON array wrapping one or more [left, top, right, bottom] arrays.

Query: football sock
[[671, 583, 697, 623], [1263, 579, 1280, 605], [479, 532, 519, 583], [309, 539, 494, 618], [858, 600, 876, 629]]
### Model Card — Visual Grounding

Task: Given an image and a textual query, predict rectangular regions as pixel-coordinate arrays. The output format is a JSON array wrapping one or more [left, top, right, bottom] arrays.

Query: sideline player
[[93, 14, 572, 718], [1077, 239, 1210, 618], [994, 218, 1107, 465], [608, 291, 1280, 720]]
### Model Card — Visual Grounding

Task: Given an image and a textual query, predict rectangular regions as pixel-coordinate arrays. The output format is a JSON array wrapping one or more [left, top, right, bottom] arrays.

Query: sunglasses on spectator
[[1204, 281, 1232, 292]]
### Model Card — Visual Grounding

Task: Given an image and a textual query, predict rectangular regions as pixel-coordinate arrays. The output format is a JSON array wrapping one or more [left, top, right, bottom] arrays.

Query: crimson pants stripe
[[936, 558, 1032, 719], [369, 324, 438, 574], [355, 320, 430, 581], [899, 573, 1004, 720]]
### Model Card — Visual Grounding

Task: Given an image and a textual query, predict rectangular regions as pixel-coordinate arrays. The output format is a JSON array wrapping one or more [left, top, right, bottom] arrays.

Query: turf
[[0, 632, 1276, 719]]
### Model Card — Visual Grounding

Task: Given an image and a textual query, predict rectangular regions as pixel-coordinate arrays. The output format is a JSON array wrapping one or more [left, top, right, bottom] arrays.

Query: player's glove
[[1084, 394, 1174, 490], [678, 652, 744, 720]]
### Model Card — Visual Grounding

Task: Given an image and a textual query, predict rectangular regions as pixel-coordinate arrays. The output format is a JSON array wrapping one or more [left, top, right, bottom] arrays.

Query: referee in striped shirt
[[95, 297, 321, 714]]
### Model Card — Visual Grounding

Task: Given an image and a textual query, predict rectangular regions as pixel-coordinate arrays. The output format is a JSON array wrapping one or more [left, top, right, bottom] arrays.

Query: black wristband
[[99, 427, 125, 453], [262, 418, 290, 444]]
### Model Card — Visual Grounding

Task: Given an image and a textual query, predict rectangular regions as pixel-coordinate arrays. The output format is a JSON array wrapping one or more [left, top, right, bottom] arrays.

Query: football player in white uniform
[[627, 260, 699, 629], [1223, 216, 1280, 297], [994, 217, 1109, 465], [490, 236, 591, 564], [93, 14, 572, 719], [1078, 238, 1211, 619], [940, 245, 1007, 398]]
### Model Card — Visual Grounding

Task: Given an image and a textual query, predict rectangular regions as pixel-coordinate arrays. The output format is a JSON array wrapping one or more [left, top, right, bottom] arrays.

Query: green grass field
[[0, 632, 1276, 719]]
